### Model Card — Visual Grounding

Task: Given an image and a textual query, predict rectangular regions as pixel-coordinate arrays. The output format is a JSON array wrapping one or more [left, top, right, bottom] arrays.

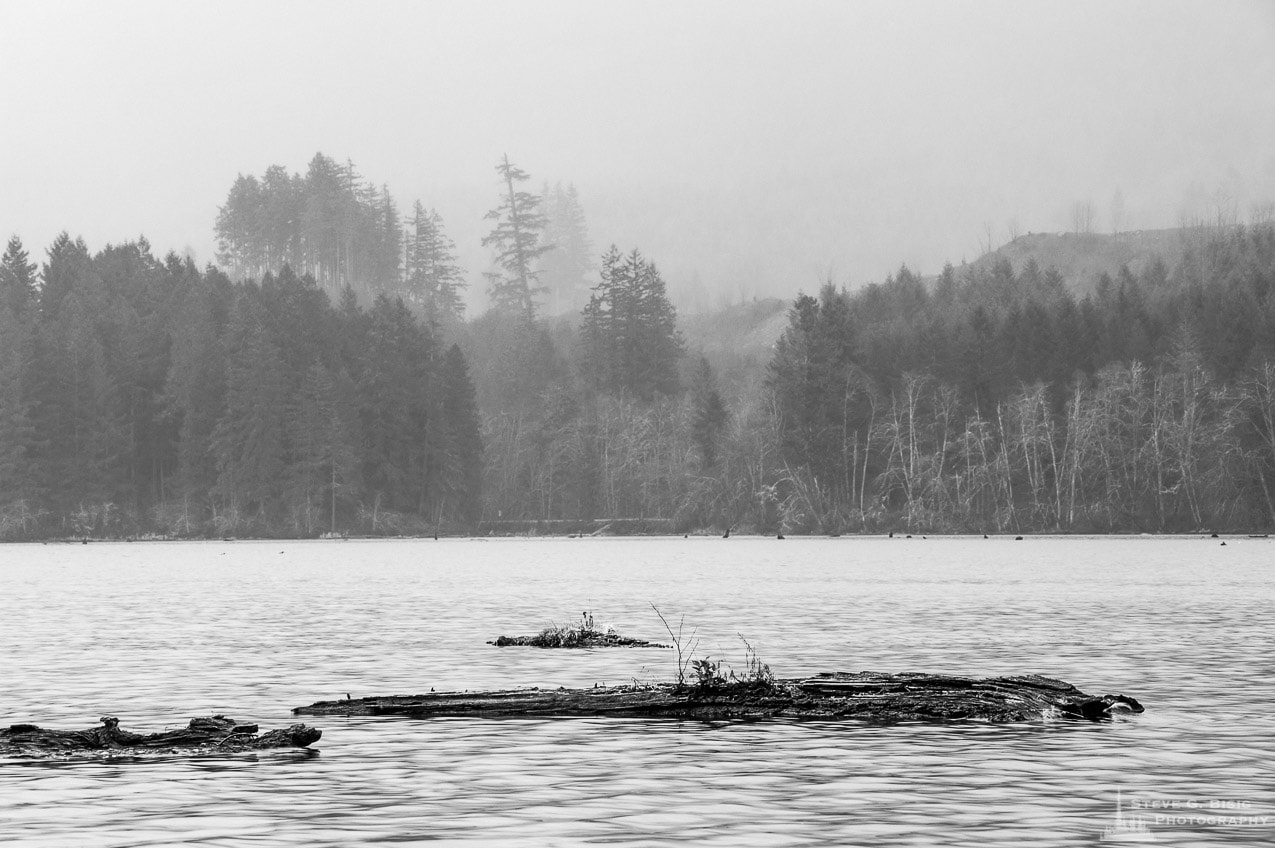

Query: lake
[[1, 536, 1272, 846]]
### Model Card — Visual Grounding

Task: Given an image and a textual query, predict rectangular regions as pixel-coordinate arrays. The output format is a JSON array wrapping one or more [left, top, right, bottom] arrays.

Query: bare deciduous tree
[[1070, 200, 1096, 235], [1110, 188, 1126, 234], [979, 220, 995, 254]]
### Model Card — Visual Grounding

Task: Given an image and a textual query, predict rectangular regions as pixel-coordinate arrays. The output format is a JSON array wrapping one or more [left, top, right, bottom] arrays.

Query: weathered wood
[[489, 612, 670, 648], [294, 672, 1143, 724], [489, 632, 669, 648], [0, 715, 322, 759]]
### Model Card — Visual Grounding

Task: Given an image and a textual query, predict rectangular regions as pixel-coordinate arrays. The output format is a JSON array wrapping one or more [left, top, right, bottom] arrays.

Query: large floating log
[[294, 672, 1143, 724], [0, 715, 322, 759]]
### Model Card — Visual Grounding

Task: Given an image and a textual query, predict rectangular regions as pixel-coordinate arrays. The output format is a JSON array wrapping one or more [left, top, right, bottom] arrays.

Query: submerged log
[[0, 715, 322, 759], [294, 672, 1143, 724]]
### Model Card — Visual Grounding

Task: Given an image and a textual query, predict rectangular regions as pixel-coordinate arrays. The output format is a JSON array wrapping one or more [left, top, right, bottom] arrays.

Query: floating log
[[294, 672, 1143, 724], [489, 632, 669, 648], [489, 611, 670, 648], [0, 715, 321, 759]]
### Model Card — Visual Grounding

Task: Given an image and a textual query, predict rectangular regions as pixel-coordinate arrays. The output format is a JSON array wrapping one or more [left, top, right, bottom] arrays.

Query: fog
[[3, 0, 1273, 311]]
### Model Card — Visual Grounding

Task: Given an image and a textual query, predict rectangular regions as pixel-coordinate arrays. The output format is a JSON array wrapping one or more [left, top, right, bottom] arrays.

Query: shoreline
[[6, 531, 1267, 545]]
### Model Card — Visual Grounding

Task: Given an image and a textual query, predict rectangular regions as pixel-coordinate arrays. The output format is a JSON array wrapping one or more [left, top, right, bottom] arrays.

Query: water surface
[[1, 536, 1271, 845]]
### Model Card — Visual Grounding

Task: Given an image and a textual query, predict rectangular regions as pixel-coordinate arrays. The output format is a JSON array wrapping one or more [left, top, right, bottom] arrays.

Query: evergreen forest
[[2, 151, 1275, 538]]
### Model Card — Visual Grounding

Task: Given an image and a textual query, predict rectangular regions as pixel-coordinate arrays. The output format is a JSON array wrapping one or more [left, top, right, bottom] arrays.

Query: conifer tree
[[358, 295, 434, 512], [0, 239, 39, 524], [438, 343, 483, 525], [579, 246, 683, 400], [767, 283, 859, 505], [32, 286, 127, 515], [210, 296, 288, 521], [0, 303, 36, 518], [261, 164, 302, 271], [406, 201, 466, 323], [214, 174, 265, 280], [372, 184, 401, 291], [217, 154, 406, 301], [0, 236, 38, 315], [163, 276, 228, 503], [288, 361, 360, 534], [579, 245, 622, 393], [482, 155, 550, 320], [539, 183, 592, 315], [691, 356, 729, 468], [302, 153, 346, 287], [39, 233, 98, 321], [94, 241, 183, 512]]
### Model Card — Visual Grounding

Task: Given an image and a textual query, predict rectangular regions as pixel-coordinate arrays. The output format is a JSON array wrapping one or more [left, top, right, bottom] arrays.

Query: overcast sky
[[3, 0, 1273, 309]]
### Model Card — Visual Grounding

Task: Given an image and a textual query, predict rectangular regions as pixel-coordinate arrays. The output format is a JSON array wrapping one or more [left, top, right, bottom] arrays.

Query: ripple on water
[[2, 537, 1273, 846]]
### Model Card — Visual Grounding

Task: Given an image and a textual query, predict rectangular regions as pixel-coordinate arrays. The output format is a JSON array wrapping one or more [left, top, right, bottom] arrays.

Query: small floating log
[[294, 672, 1143, 724], [489, 632, 669, 648], [489, 611, 670, 649], [0, 715, 322, 759]]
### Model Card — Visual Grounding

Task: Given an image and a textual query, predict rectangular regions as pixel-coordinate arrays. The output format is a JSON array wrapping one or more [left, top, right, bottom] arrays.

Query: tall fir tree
[[39, 232, 98, 321], [163, 277, 228, 503], [210, 295, 288, 522], [288, 361, 360, 534], [0, 236, 38, 315], [216, 153, 406, 302], [33, 286, 127, 516], [482, 155, 550, 320], [214, 174, 265, 280], [371, 183, 402, 292], [406, 201, 466, 323], [767, 283, 860, 506], [690, 356, 729, 468], [261, 164, 302, 271], [438, 343, 483, 525], [0, 302, 36, 519], [538, 183, 592, 316], [579, 246, 683, 400], [358, 295, 435, 513]]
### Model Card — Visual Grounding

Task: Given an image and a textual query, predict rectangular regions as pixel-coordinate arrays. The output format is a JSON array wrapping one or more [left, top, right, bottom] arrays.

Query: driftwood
[[294, 672, 1143, 724], [0, 715, 322, 759], [489, 632, 669, 648], [489, 612, 670, 649]]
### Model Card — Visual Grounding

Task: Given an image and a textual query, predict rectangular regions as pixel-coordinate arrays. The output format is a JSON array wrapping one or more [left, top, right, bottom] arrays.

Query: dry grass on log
[[490, 611, 670, 648]]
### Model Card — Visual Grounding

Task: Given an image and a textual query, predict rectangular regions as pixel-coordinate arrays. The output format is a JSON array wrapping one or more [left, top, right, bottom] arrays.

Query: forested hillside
[[965, 229, 1189, 297], [3, 151, 1275, 537], [463, 226, 1275, 536], [766, 225, 1275, 532]]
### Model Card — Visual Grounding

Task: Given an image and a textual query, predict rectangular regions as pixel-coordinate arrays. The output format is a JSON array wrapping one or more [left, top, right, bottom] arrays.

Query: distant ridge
[[681, 297, 788, 360], [966, 228, 1189, 295], [680, 297, 789, 395], [678, 227, 1205, 386]]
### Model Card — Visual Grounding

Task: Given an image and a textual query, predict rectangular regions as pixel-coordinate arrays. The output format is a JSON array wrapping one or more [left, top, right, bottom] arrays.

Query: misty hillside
[[680, 227, 1197, 389], [680, 298, 788, 395], [675, 227, 1208, 399], [966, 229, 1189, 295]]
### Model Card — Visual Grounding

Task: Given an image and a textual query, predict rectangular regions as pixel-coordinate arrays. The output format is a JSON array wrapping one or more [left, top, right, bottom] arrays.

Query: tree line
[[764, 224, 1275, 532], [215, 153, 404, 297], [214, 152, 592, 322], [6, 150, 1275, 537], [468, 223, 1275, 535], [0, 234, 481, 538]]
